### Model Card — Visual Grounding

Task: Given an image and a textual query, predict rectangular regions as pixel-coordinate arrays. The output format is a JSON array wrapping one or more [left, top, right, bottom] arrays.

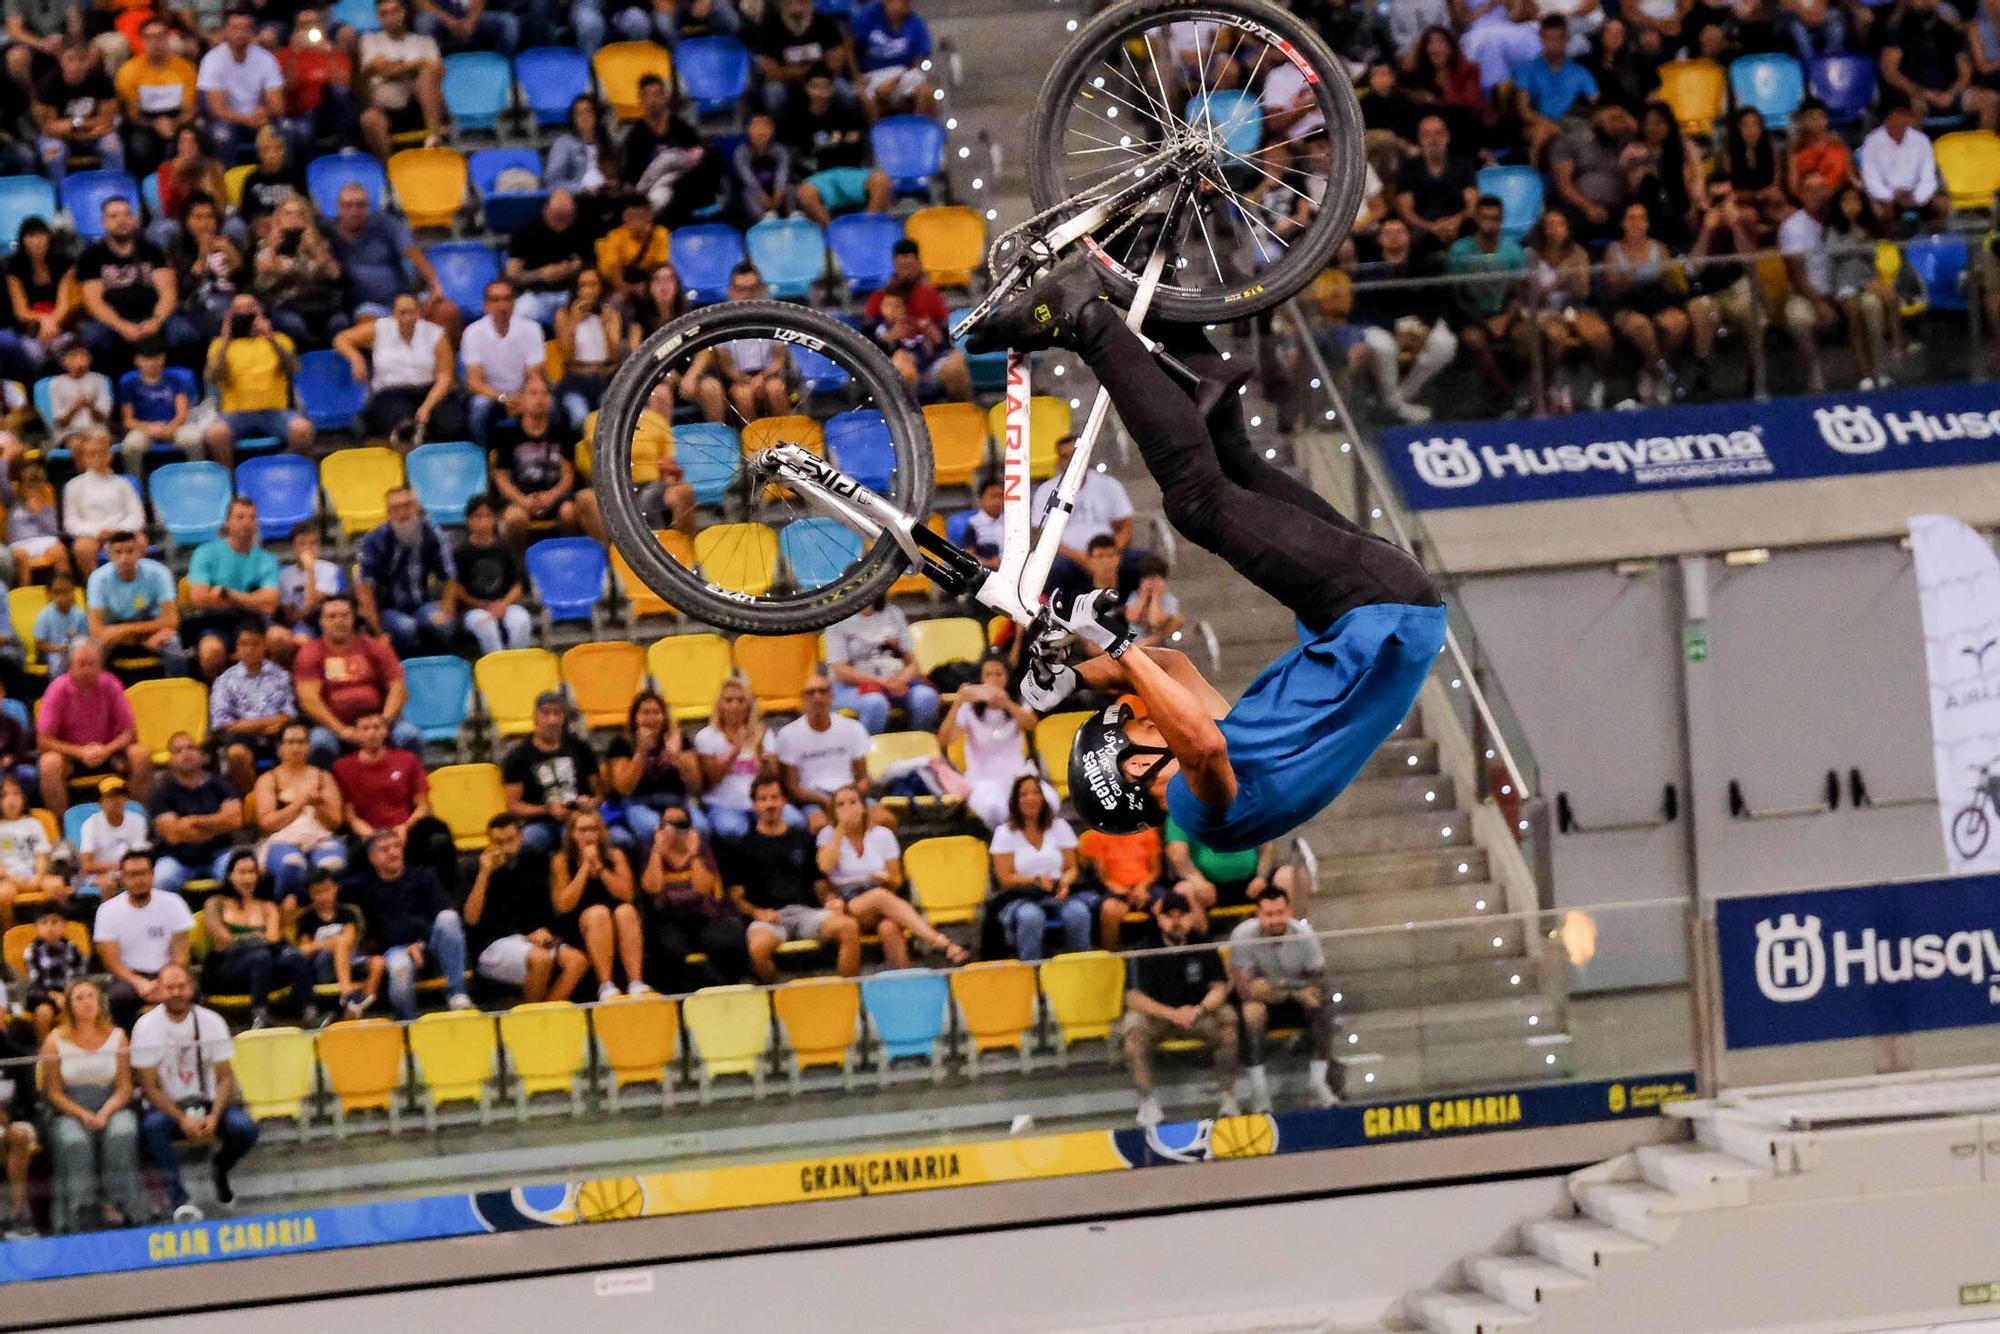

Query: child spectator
[[277, 523, 341, 649], [116, 340, 202, 470], [594, 197, 672, 288], [283, 869, 385, 1022], [0, 775, 62, 920], [732, 111, 793, 225], [445, 494, 534, 655], [75, 775, 149, 900], [47, 337, 112, 447], [1123, 554, 1183, 650], [965, 475, 1003, 568], [868, 288, 953, 399], [62, 432, 147, 571], [11, 461, 69, 586], [22, 906, 84, 1038], [1079, 825, 1162, 949]]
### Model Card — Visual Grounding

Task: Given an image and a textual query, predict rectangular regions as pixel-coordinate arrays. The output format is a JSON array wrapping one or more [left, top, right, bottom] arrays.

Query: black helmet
[[1068, 702, 1173, 834]]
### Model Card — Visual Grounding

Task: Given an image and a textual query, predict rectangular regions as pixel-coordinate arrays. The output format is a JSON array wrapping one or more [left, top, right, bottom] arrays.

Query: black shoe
[[963, 255, 1109, 354], [211, 1161, 235, 1207]]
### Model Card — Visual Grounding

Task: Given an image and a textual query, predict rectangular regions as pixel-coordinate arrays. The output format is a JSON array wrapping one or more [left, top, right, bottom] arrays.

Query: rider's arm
[[1075, 647, 1236, 809]]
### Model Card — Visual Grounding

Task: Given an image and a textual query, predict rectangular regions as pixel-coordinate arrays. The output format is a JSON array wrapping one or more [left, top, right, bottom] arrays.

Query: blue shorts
[[806, 167, 874, 213], [223, 409, 306, 441]]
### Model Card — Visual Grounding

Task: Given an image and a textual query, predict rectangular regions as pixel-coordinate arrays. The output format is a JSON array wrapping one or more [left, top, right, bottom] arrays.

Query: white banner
[[1910, 514, 2000, 874]]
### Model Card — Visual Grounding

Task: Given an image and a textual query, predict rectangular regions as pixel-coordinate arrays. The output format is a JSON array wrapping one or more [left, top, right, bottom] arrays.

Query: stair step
[[1330, 775, 1459, 819], [1310, 809, 1475, 856], [1335, 996, 1558, 1049], [1573, 1182, 1684, 1245], [1410, 1289, 1537, 1334], [1635, 1143, 1769, 1209], [1309, 885, 1506, 932], [1324, 954, 1544, 1011], [1465, 1255, 1591, 1311], [1321, 914, 1528, 972], [1523, 1218, 1656, 1277], [1315, 847, 1492, 895], [1362, 738, 1441, 778], [1338, 1034, 1572, 1098]]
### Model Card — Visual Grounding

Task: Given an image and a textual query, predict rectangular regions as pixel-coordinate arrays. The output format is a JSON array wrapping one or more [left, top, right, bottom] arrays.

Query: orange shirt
[[1080, 828, 1161, 891], [1792, 138, 1853, 190]]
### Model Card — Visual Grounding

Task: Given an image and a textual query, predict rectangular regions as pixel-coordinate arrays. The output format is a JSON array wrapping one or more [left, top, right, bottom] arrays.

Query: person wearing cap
[[75, 775, 150, 899], [1122, 890, 1239, 1128], [502, 691, 610, 856]]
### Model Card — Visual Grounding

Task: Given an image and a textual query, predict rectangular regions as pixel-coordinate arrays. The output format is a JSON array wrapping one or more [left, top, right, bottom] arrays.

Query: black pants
[[363, 386, 467, 443], [1074, 307, 1437, 634], [643, 912, 750, 993]]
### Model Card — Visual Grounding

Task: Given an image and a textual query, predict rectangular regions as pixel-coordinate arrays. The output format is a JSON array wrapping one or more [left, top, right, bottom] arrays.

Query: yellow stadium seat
[[905, 206, 986, 288], [866, 731, 955, 814], [734, 633, 816, 713], [1038, 950, 1127, 1064], [497, 1001, 590, 1119], [986, 396, 1070, 479], [224, 163, 252, 206], [694, 522, 779, 597], [561, 641, 648, 730], [1034, 711, 1092, 799], [1657, 59, 1725, 136], [542, 337, 565, 387], [3, 920, 89, 979], [681, 984, 771, 1102], [10, 585, 47, 674], [592, 993, 680, 1112], [127, 678, 208, 764], [190, 913, 292, 1011], [612, 529, 693, 620], [888, 512, 946, 600], [408, 1009, 496, 1131], [387, 147, 467, 229], [317, 1019, 406, 1136], [950, 961, 1037, 1075], [910, 616, 985, 676], [1934, 130, 2000, 211], [648, 632, 734, 722], [475, 647, 560, 737], [320, 447, 406, 538], [903, 835, 989, 926], [922, 402, 988, 490], [739, 414, 824, 457], [770, 977, 860, 1092], [593, 41, 673, 119], [428, 763, 507, 850], [234, 1027, 318, 1130]]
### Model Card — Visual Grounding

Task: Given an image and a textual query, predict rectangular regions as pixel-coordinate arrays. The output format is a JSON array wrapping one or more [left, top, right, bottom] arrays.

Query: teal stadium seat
[[443, 52, 512, 133], [149, 462, 233, 548], [406, 441, 488, 525]]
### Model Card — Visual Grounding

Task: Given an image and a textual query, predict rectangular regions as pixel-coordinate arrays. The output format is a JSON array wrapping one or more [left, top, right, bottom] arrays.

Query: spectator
[[1523, 209, 1614, 410], [627, 262, 689, 345], [1861, 98, 1947, 229], [775, 669, 875, 833], [200, 850, 285, 1027], [117, 338, 207, 469], [1721, 105, 1786, 231], [1123, 553, 1183, 651], [154, 127, 229, 238], [14, 464, 70, 588], [1583, 16, 1657, 114], [1165, 817, 1277, 925], [414, 0, 518, 56], [783, 65, 891, 227], [281, 868, 385, 1021], [0, 776, 60, 918], [0, 682, 31, 792], [277, 7, 363, 154], [235, 127, 307, 244], [503, 691, 607, 855], [1602, 200, 1688, 404], [594, 196, 673, 291], [823, 596, 940, 736], [988, 773, 1087, 962], [465, 814, 588, 1002], [506, 189, 593, 328], [1445, 194, 1529, 406], [1686, 179, 1763, 397], [66, 432, 147, 573], [1396, 113, 1479, 253], [1827, 183, 1904, 388], [47, 335, 113, 449], [489, 373, 600, 548], [250, 196, 346, 344], [1230, 879, 1337, 1111], [335, 292, 464, 446], [1549, 101, 1634, 241], [355, 486, 455, 656], [149, 731, 243, 894], [551, 805, 649, 1001], [92, 851, 193, 1031], [39, 978, 144, 1233], [462, 279, 547, 445], [1774, 177, 1844, 394], [1031, 432, 1140, 602], [1405, 26, 1497, 156], [196, 8, 289, 163], [293, 593, 422, 769], [638, 806, 750, 990], [817, 784, 966, 966], [204, 292, 313, 454], [184, 498, 283, 679], [115, 17, 198, 182], [962, 475, 1003, 568], [34, 40, 124, 183], [606, 690, 705, 846], [554, 269, 624, 428], [936, 652, 1046, 830], [332, 711, 456, 885], [277, 524, 341, 651], [6, 218, 79, 375], [75, 774, 150, 900], [251, 721, 347, 904], [723, 773, 860, 981], [865, 239, 970, 399], [38, 637, 153, 817], [23, 907, 86, 1036], [445, 494, 533, 655], [623, 77, 724, 224], [0, 1004, 30, 1236], [731, 110, 793, 225], [1121, 891, 1239, 1129], [694, 671, 783, 840], [1885, 0, 1997, 132], [1341, 219, 1454, 422], [329, 183, 454, 331], [357, 0, 445, 160], [1077, 823, 1162, 950], [210, 621, 296, 794], [348, 824, 472, 1017], [1511, 16, 1597, 162], [545, 95, 617, 197], [1786, 98, 1854, 199], [850, 0, 933, 119], [169, 194, 245, 343], [681, 263, 792, 421], [131, 960, 258, 1223], [754, 0, 856, 117]]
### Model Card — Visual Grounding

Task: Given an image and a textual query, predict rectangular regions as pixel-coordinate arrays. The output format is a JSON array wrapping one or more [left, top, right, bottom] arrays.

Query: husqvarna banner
[[1381, 382, 2000, 510], [1716, 874, 2000, 1048], [1909, 515, 2000, 874]]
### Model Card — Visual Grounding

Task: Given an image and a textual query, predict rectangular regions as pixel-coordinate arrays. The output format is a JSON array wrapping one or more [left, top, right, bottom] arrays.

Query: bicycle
[[1950, 760, 2000, 860], [593, 0, 1360, 634]]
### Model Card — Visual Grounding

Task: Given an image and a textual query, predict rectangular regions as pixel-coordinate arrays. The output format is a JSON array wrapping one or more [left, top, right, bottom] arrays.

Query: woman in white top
[[694, 672, 798, 839], [937, 653, 1055, 830], [554, 268, 625, 431], [989, 774, 1089, 962], [252, 722, 347, 905], [39, 978, 143, 1232], [0, 777, 62, 918], [334, 291, 465, 444], [815, 785, 967, 968]]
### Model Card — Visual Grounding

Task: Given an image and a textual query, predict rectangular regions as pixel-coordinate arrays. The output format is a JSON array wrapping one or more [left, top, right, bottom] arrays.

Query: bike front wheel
[[593, 301, 933, 635], [1951, 804, 1991, 860]]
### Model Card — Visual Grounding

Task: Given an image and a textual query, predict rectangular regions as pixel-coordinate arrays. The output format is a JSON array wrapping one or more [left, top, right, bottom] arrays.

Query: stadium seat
[[950, 961, 1036, 1075], [321, 446, 406, 537], [870, 115, 944, 195], [387, 147, 467, 230], [1034, 711, 1091, 798], [910, 616, 984, 676], [681, 984, 771, 1102], [9, 586, 45, 676], [561, 641, 647, 728], [611, 529, 691, 619], [405, 440, 488, 525], [1906, 232, 1970, 309], [427, 241, 502, 322], [1039, 951, 1127, 1063], [744, 216, 827, 299], [468, 147, 546, 233], [1808, 54, 1876, 122], [771, 977, 860, 1092], [792, 344, 851, 396], [401, 655, 474, 751], [1935, 131, 2000, 211], [1729, 53, 1805, 129], [223, 163, 252, 206], [648, 632, 734, 722], [675, 36, 751, 115], [694, 523, 778, 597], [1476, 166, 1542, 241], [128, 678, 207, 764], [592, 993, 680, 1111], [1657, 59, 1725, 136], [0, 176, 56, 253], [671, 223, 747, 304], [733, 632, 814, 711], [3, 920, 89, 980], [140, 171, 161, 218], [949, 308, 1007, 392], [307, 150, 386, 218], [673, 421, 742, 504], [526, 535, 607, 625], [740, 414, 824, 457], [1182, 90, 1262, 157], [903, 835, 988, 926], [904, 206, 984, 289], [593, 41, 673, 119], [428, 763, 507, 849], [475, 647, 560, 736], [235, 454, 320, 540], [515, 47, 592, 127], [860, 970, 948, 1081], [442, 52, 511, 133], [826, 409, 895, 493], [985, 396, 1069, 479], [62, 802, 96, 848], [149, 461, 232, 549], [497, 1001, 589, 1119], [317, 1019, 406, 1136], [777, 516, 863, 591], [295, 350, 368, 434], [331, 0, 380, 33], [234, 1028, 319, 1128], [60, 170, 139, 242], [866, 731, 953, 814], [920, 402, 987, 489], [408, 1009, 495, 1131], [827, 212, 903, 294]]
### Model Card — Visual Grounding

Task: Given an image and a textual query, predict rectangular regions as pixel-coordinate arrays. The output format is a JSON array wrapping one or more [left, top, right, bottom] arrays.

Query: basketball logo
[[1208, 1114, 1277, 1160], [575, 1175, 648, 1223]]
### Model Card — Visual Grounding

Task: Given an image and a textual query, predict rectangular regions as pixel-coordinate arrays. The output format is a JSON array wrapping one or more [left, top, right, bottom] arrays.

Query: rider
[[967, 257, 1447, 853]]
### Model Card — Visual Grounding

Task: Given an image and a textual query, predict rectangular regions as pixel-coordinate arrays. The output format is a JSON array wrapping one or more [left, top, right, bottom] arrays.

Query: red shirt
[[277, 46, 350, 116], [333, 747, 428, 830], [293, 633, 403, 726], [865, 280, 949, 329]]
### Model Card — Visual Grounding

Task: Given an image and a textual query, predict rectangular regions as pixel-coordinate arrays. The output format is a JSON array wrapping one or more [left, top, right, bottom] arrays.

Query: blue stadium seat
[[295, 349, 367, 433], [1808, 54, 1876, 123], [149, 461, 233, 547], [827, 212, 902, 295], [443, 52, 511, 133], [860, 969, 949, 1068], [514, 47, 592, 128], [331, 0, 380, 33], [427, 241, 501, 322], [778, 517, 864, 590], [944, 509, 974, 547], [672, 423, 741, 505], [675, 36, 751, 116], [401, 655, 473, 746], [0, 176, 55, 253], [63, 801, 96, 849], [307, 151, 386, 218], [1906, 232, 1970, 310], [1183, 90, 1262, 158], [30, 376, 54, 433], [1475, 165, 1543, 241], [1729, 54, 1805, 130], [140, 172, 161, 218], [406, 440, 488, 525], [672, 224, 747, 304], [815, 0, 851, 13], [826, 409, 894, 493], [792, 344, 851, 396], [236, 454, 320, 541], [744, 217, 826, 299], [0, 698, 23, 730], [949, 308, 1006, 392], [526, 536, 607, 623], [468, 147, 547, 233], [60, 171, 140, 241], [870, 115, 944, 195]]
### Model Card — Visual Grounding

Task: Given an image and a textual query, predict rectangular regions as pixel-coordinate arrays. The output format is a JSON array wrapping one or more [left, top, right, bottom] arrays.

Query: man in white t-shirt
[[76, 774, 150, 897], [131, 962, 259, 1223], [1031, 431, 1145, 601], [357, 0, 446, 160], [774, 671, 874, 832], [196, 9, 291, 161], [822, 599, 940, 736], [93, 851, 193, 1029], [461, 278, 548, 445], [1775, 184, 1839, 395]]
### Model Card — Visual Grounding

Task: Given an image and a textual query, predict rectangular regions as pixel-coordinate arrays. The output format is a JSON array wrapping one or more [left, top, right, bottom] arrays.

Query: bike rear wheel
[[1027, 0, 1361, 324], [593, 301, 933, 635]]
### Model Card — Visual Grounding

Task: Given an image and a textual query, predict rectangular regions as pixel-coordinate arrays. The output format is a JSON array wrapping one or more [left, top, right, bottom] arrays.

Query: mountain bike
[[1950, 760, 2000, 860], [593, 0, 1360, 634]]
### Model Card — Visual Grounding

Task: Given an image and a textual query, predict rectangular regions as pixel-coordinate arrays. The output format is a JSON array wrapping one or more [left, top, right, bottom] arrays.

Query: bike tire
[[593, 301, 933, 635], [1026, 0, 1362, 324], [1951, 805, 1990, 860]]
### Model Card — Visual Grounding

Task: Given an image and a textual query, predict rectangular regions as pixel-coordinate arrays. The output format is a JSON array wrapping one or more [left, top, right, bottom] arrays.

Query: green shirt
[[1165, 815, 1259, 884], [188, 538, 280, 594], [1444, 235, 1526, 318]]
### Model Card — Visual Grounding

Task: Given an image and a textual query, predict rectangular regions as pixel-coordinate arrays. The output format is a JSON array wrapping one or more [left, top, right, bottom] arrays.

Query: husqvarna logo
[[1408, 437, 1481, 488], [1814, 405, 1888, 456], [1755, 914, 1827, 1002]]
